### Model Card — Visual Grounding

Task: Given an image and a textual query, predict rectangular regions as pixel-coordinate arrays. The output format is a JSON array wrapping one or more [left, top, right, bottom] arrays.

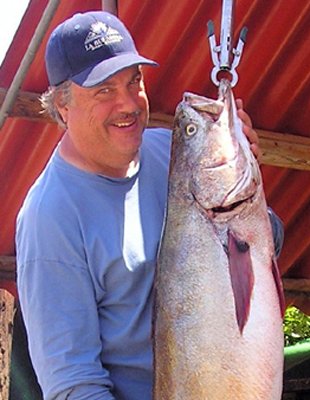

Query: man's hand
[[236, 99, 262, 162]]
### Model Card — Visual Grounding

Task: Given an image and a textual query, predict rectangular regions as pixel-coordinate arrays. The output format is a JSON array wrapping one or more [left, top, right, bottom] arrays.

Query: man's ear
[[56, 99, 69, 126]]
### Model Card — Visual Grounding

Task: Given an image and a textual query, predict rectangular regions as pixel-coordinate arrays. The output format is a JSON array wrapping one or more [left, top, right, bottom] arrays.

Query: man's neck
[[59, 133, 140, 178]]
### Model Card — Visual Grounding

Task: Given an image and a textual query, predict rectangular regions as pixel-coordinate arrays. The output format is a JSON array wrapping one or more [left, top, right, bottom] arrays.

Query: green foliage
[[283, 306, 310, 347]]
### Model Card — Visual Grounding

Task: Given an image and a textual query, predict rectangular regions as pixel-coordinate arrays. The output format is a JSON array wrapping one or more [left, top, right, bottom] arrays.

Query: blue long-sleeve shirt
[[17, 128, 171, 399]]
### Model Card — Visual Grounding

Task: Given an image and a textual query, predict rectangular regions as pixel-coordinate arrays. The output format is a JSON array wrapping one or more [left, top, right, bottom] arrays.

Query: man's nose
[[116, 88, 141, 113]]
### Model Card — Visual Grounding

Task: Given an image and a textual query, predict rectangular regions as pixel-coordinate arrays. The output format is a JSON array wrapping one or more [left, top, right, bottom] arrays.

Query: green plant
[[283, 306, 310, 347]]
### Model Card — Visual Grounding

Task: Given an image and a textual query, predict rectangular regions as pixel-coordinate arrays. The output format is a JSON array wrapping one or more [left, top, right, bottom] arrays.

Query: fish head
[[171, 91, 223, 171], [171, 79, 261, 219]]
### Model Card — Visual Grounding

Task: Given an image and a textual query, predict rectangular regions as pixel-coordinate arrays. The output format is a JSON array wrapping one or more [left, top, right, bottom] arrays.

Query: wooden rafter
[[0, 256, 16, 282], [1, 88, 310, 171]]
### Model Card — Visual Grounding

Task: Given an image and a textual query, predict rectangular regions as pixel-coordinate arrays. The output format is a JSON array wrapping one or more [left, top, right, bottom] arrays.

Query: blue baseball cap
[[45, 11, 158, 87]]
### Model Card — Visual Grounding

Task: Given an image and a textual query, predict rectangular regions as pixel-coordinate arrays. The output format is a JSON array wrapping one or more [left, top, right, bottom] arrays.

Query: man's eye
[[130, 75, 142, 85], [98, 87, 110, 94]]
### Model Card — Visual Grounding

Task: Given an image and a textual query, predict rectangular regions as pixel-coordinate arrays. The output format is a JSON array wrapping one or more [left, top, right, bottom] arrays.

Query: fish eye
[[185, 123, 198, 136]]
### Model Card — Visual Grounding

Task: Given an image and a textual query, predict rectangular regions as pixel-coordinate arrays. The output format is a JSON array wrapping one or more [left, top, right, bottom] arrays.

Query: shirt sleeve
[[267, 207, 284, 258], [55, 385, 115, 400], [17, 257, 115, 400]]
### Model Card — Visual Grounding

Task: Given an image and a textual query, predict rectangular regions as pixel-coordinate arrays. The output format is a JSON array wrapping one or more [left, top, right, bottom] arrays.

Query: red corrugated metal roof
[[0, 0, 309, 298]]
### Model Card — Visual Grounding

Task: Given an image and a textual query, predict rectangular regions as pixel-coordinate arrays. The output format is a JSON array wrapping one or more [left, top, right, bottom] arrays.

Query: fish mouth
[[211, 198, 248, 213], [192, 192, 255, 219]]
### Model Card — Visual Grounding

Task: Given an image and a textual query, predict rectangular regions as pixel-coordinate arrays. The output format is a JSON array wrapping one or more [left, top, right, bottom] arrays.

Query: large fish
[[153, 79, 285, 400]]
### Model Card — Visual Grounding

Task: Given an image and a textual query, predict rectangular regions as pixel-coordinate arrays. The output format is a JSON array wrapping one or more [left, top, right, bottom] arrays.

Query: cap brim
[[71, 53, 158, 87]]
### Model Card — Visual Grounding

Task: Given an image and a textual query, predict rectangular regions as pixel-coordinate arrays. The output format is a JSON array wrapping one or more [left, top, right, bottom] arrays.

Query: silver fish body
[[153, 80, 284, 400]]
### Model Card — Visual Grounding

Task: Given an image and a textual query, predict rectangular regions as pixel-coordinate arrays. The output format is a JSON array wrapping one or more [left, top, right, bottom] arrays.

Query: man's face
[[60, 65, 149, 176]]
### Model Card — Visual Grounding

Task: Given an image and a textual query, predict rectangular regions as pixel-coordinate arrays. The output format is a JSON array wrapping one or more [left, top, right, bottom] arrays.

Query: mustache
[[107, 110, 144, 126], [117, 110, 141, 120]]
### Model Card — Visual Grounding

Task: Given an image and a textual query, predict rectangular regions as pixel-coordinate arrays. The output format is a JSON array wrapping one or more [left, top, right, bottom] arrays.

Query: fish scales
[[153, 79, 284, 400]]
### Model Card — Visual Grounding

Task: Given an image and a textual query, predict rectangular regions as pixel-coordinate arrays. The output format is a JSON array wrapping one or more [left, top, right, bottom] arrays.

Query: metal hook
[[207, 0, 248, 87]]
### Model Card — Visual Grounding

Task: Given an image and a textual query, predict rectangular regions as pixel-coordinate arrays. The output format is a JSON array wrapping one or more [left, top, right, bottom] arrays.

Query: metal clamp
[[207, 0, 248, 87]]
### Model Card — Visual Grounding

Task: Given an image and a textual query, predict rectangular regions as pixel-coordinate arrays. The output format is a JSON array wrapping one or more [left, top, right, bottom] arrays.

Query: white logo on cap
[[84, 21, 123, 51]]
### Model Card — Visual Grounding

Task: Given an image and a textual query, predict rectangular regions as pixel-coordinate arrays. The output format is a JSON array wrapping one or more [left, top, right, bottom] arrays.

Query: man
[[16, 11, 283, 400]]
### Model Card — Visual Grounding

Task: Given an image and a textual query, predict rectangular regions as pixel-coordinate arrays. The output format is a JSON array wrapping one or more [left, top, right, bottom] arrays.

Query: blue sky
[[0, 0, 31, 65]]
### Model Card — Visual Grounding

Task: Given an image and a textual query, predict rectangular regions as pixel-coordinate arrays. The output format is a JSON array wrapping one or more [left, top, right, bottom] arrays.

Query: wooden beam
[[259, 129, 310, 171], [0, 88, 50, 123], [283, 278, 310, 293], [1, 88, 310, 170], [0, 256, 16, 282]]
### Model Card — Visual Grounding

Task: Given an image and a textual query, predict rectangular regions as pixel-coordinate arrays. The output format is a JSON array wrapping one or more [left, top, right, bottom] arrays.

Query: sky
[[0, 0, 31, 65]]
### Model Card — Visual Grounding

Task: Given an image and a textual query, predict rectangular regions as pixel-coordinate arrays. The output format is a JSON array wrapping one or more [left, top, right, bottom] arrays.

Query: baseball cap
[[45, 11, 158, 87]]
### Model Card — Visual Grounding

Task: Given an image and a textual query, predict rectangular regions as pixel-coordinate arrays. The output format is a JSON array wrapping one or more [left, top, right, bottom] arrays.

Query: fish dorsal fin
[[228, 230, 254, 334]]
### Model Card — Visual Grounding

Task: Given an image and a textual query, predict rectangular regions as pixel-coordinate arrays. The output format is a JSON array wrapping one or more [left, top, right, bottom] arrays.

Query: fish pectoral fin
[[228, 230, 254, 334], [272, 257, 286, 318]]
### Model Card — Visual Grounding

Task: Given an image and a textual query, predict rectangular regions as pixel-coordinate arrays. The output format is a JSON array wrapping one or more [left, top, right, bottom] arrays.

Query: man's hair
[[40, 81, 72, 128]]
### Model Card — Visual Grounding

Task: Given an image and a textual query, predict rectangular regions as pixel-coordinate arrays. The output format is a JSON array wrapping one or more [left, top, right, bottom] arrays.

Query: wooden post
[[102, 0, 118, 15], [0, 289, 15, 400]]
